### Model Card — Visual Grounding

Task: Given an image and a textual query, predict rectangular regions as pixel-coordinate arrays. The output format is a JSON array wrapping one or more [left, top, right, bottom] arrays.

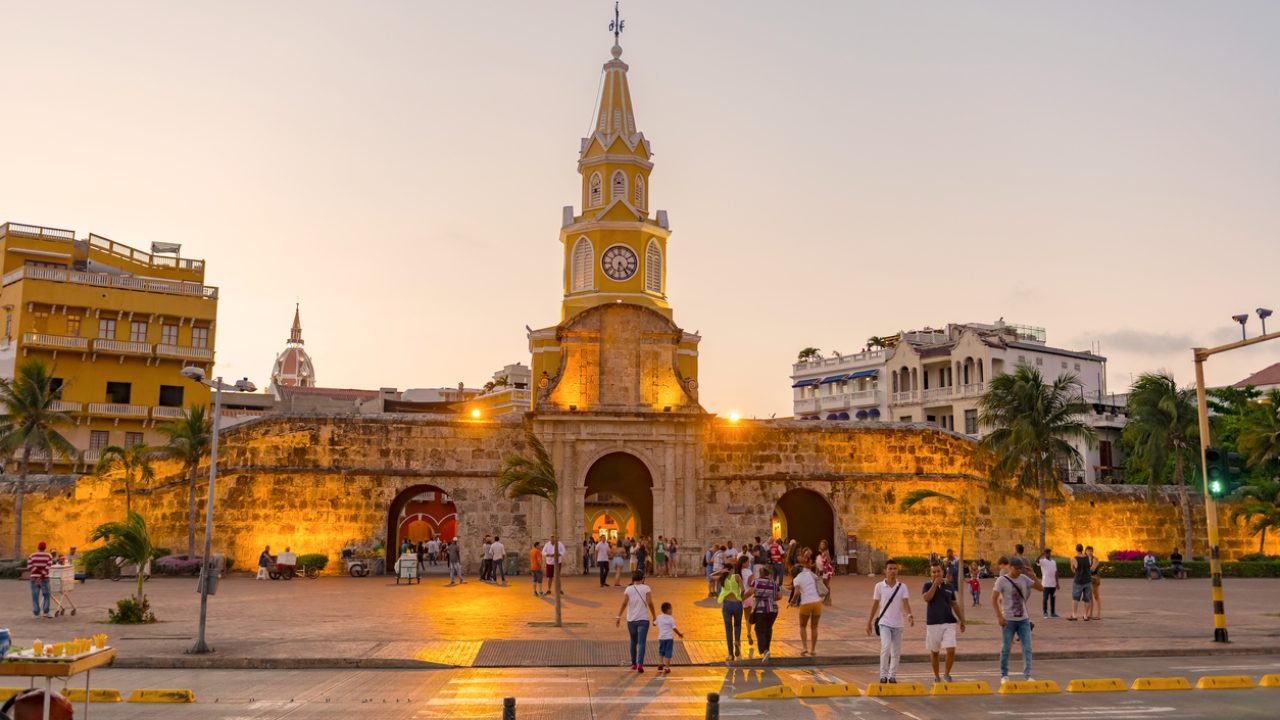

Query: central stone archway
[[386, 484, 457, 570], [584, 452, 653, 540]]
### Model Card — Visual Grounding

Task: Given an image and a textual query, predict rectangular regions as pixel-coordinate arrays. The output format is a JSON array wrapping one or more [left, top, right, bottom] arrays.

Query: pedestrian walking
[[417, 540, 427, 572], [866, 559, 913, 683], [481, 535, 493, 582], [654, 536, 666, 577], [743, 564, 780, 662], [616, 570, 657, 673], [666, 537, 678, 578], [994, 556, 1042, 684], [611, 543, 626, 586], [718, 556, 746, 663], [944, 548, 961, 591], [739, 555, 757, 650], [768, 538, 785, 586], [1038, 549, 1059, 618], [816, 540, 836, 606], [923, 562, 965, 683], [595, 534, 612, 588], [447, 538, 464, 585], [530, 542, 544, 596], [1068, 544, 1092, 621], [628, 540, 638, 574], [967, 565, 981, 607], [426, 537, 440, 566], [583, 538, 593, 576], [790, 562, 827, 657], [490, 536, 507, 585], [654, 601, 684, 675], [27, 542, 53, 618], [704, 543, 717, 597], [1086, 546, 1102, 619], [257, 545, 271, 581], [542, 535, 567, 596]]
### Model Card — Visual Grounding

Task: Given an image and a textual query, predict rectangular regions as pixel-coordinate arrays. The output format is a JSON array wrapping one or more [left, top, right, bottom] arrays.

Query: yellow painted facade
[[0, 222, 216, 468]]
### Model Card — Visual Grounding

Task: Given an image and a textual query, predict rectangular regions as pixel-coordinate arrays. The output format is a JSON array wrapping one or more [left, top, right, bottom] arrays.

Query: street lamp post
[[180, 366, 255, 655]]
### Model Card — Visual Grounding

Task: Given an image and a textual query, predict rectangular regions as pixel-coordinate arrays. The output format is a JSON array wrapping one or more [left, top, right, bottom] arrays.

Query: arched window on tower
[[645, 239, 662, 294], [589, 173, 602, 207], [634, 174, 645, 209], [612, 171, 626, 203], [571, 237, 594, 292]]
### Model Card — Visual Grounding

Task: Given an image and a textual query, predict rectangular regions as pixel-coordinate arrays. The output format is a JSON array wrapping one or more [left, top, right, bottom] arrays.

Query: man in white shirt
[[595, 535, 612, 588], [426, 538, 440, 566], [1038, 549, 1059, 617], [542, 535, 567, 594], [490, 536, 507, 585], [866, 559, 914, 684]]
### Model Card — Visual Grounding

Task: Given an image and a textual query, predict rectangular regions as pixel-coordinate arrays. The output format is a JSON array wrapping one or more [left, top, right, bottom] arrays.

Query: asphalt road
[[25, 653, 1280, 719]]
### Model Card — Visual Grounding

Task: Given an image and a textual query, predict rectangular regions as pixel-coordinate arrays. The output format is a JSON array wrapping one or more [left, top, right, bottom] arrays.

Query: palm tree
[[978, 366, 1096, 553], [155, 405, 212, 557], [497, 429, 563, 626], [899, 488, 971, 619], [1122, 372, 1200, 557], [88, 511, 154, 607], [867, 337, 888, 350], [1229, 478, 1280, 554], [94, 443, 156, 516], [1238, 390, 1280, 470], [0, 360, 77, 557], [796, 347, 822, 363]]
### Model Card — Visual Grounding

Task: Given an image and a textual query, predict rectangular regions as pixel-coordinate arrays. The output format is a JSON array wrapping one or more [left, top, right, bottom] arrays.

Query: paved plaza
[[4, 572, 1278, 669]]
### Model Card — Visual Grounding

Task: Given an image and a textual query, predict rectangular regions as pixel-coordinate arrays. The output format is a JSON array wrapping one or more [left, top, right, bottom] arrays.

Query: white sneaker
[[1000, 677, 1009, 685], [1025, 677, 1034, 682]]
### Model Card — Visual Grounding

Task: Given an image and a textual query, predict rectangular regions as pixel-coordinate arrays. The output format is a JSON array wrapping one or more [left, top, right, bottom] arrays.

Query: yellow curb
[[1259, 674, 1280, 688], [1195, 675, 1255, 690], [998, 680, 1061, 695], [797, 683, 861, 697], [127, 689, 197, 703], [0, 688, 21, 701], [63, 688, 123, 703], [1067, 678, 1127, 693], [734, 685, 796, 700], [865, 682, 927, 697], [931, 681, 992, 696], [1131, 677, 1192, 691]]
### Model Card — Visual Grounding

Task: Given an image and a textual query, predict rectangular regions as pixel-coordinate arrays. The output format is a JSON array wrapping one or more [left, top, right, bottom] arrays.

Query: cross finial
[[609, 1, 625, 48]]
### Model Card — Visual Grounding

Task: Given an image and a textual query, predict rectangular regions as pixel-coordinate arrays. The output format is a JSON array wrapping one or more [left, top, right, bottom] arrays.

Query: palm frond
[[898, 489, 956, 512]]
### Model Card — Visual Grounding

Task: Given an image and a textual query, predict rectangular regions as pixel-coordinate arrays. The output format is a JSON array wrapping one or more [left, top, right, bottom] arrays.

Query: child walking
[[655, 601, 684, 675], [967, 563, 981, 606]]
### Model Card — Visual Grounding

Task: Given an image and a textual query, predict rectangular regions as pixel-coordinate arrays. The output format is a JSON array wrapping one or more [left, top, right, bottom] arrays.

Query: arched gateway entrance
[[773, 488, 835, 556], [386, 485, 457, 569], [584, 452, 653, 542]]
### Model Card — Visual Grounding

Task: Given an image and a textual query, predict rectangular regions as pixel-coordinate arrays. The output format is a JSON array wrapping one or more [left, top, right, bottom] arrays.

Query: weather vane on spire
[[609, 1, 625, 47]]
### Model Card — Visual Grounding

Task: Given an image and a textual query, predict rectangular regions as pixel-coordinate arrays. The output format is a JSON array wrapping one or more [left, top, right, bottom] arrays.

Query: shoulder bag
[[873, 582, 902, 637]]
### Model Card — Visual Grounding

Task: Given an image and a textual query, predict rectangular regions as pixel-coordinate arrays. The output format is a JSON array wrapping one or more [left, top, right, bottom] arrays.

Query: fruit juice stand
[[1, 642, 115, 720]]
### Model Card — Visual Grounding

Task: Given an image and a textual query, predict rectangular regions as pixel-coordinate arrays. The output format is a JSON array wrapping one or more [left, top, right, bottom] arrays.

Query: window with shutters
[[571, 237, 594, 292], [644, 240, 662, 294], [161, 324, 178, 345], [98, 319, 116, 339], [130, 321, 148, 343], [191, 326, 209, 349], [125, 432, 144, 447], [612, 171, 626, 202], [634, 174, 645, 209], [90, 431, 109, 450], [588, 173, 602, 207]]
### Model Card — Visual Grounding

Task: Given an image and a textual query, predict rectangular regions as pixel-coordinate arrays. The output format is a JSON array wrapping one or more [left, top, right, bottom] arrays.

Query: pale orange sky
[[3, 2, 1278, 417]]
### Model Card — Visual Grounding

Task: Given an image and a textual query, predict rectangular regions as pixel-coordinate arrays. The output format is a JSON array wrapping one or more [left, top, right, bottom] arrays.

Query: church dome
[[271, 305, 315, 388]]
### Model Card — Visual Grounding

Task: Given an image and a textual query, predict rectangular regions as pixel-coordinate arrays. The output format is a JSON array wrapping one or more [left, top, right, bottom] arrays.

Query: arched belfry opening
[[584, 452, 653, 540], [773, 488, 835, 556]]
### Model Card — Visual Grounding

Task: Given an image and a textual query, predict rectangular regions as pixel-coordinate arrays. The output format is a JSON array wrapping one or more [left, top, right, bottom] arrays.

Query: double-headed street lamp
[[180, 365, 255, 655]]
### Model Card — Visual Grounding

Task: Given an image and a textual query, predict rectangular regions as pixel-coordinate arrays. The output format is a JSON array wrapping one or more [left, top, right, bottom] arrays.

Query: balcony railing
[[0, 222, 75, 241], [87, 402, 149, 418], [151, 406, 186, 420], [846, 389, 881, 405], [1, 265, 217, 299], [959, 382, 988, 398], [156, 344, 214, 361], [81, 449, 101, 464], [794, 398, 819, 414], [892, 391, 919, 404], [93, 339, 153, 356], [922, 387, 954, 402], [819, 395, 848, 410], [22, 332, 89, 351], [49, 400, 82, 413], [88, 233, 205, 272]]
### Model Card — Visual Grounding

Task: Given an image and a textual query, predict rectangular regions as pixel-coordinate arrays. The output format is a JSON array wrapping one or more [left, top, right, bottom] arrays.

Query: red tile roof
[[1234, 361, 1280, 388]]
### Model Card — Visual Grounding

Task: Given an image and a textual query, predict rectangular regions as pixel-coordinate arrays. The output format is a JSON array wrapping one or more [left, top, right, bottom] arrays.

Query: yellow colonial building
[[0, 221, 216, 469]]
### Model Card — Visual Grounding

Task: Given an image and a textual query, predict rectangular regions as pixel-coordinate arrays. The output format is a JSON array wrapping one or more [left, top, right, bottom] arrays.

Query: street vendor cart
[[0, 646, 116, 720]]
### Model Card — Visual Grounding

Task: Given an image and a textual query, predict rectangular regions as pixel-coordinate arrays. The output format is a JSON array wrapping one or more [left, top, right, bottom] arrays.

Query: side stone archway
[[773, 488, 835, 557], [386, 484, 457, 569]]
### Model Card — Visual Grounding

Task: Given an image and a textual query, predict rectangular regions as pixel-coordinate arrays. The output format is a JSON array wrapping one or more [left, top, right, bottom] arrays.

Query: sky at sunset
[[3, 1, 1278, 418]]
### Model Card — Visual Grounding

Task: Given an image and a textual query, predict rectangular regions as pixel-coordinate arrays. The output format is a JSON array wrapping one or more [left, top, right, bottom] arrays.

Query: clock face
[[601, 245, 638, 281]]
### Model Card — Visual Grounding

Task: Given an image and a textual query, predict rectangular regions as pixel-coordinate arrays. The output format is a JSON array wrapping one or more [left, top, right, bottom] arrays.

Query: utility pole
[[1192, 324, 1280, 643]]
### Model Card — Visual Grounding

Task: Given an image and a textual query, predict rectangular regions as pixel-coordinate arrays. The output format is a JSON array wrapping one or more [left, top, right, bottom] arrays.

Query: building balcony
[[958, 382, 988, 398], [156, 344, 214, 362], [81, 448, 101, 464], [892, 390, 919, 404], [1, 264, 217, 299], [819, 395, 849, 411], [846, 389, 880, 406], [22, 332, 89, 351], [49, 400, 82, 413], [86, 402, 149, 418], [922, 387, 954, 403], [794, 398, 819, 414], [151, 406, 186, 420], [93, 338, 154, 356]]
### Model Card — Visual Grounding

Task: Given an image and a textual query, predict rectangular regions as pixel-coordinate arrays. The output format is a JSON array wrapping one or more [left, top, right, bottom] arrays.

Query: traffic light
[[1204, 448, 1244, 499]]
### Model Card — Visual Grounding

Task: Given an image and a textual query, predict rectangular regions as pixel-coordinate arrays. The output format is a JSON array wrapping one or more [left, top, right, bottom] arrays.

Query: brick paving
[[2, 572, 1277, 668]]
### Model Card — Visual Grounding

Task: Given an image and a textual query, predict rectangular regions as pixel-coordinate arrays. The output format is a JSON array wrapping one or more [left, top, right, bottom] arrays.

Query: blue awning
[[791, 378, 819, 388], [868, 408, 881, 417], [819, 374, 849, 384], [847, 369, 879, 380]]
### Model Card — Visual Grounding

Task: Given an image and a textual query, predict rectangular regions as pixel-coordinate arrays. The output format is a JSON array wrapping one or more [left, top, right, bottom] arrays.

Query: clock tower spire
[[558, 7, 672, 322]]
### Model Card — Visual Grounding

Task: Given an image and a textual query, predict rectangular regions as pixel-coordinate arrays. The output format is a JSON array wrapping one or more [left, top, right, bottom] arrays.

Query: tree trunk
[[958, 501, 967, 622], [1038, 473, 1047, 555], [552, 509, 562, 628], [13, 448, 30, 557], [1261, 526, 1267, 556], [187, 464, 198, 558], [125, 474, 132, 516], [1173, 455, 1193, 558]]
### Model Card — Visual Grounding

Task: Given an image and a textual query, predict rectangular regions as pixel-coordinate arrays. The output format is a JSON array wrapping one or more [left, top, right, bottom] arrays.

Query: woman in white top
[[1038, 548, 1059, 618], [789, 564, 824, 656], [615, 570, 657, 672]]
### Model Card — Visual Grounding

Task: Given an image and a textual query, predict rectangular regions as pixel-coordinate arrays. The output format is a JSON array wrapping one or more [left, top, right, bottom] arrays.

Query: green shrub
[[108, 596, 156, 624], [81, 547, 112, 578], [1223, 561, 1280, 578], [0, 560, 25, 579], [888, 556, 931, 575], [296, 553, 328, 572], [151, 547, 171, 561], [1237, 553, 1280, 563]]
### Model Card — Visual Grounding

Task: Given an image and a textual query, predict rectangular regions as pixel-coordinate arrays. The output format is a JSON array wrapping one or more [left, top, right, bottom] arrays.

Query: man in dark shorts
[[1068, 543, 1092, 620]]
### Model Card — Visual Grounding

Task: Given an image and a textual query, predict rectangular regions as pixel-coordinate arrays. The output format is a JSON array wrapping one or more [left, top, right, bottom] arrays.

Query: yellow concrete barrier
[[63, 688, 123, 703], [734, 685, 796, 700], [931, 681, 992, 696], [1195, 675, 1255, 690], [797, 683, 861, 697], [865, 682, 927, 697], [1131, 677, 1192, 691], [1259, 674, 1280, 688], [126, 689, 197, 703], [998, 680, 1061, 695], [0, 689, 21, 701], [1066, 678, 1127, 693]]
